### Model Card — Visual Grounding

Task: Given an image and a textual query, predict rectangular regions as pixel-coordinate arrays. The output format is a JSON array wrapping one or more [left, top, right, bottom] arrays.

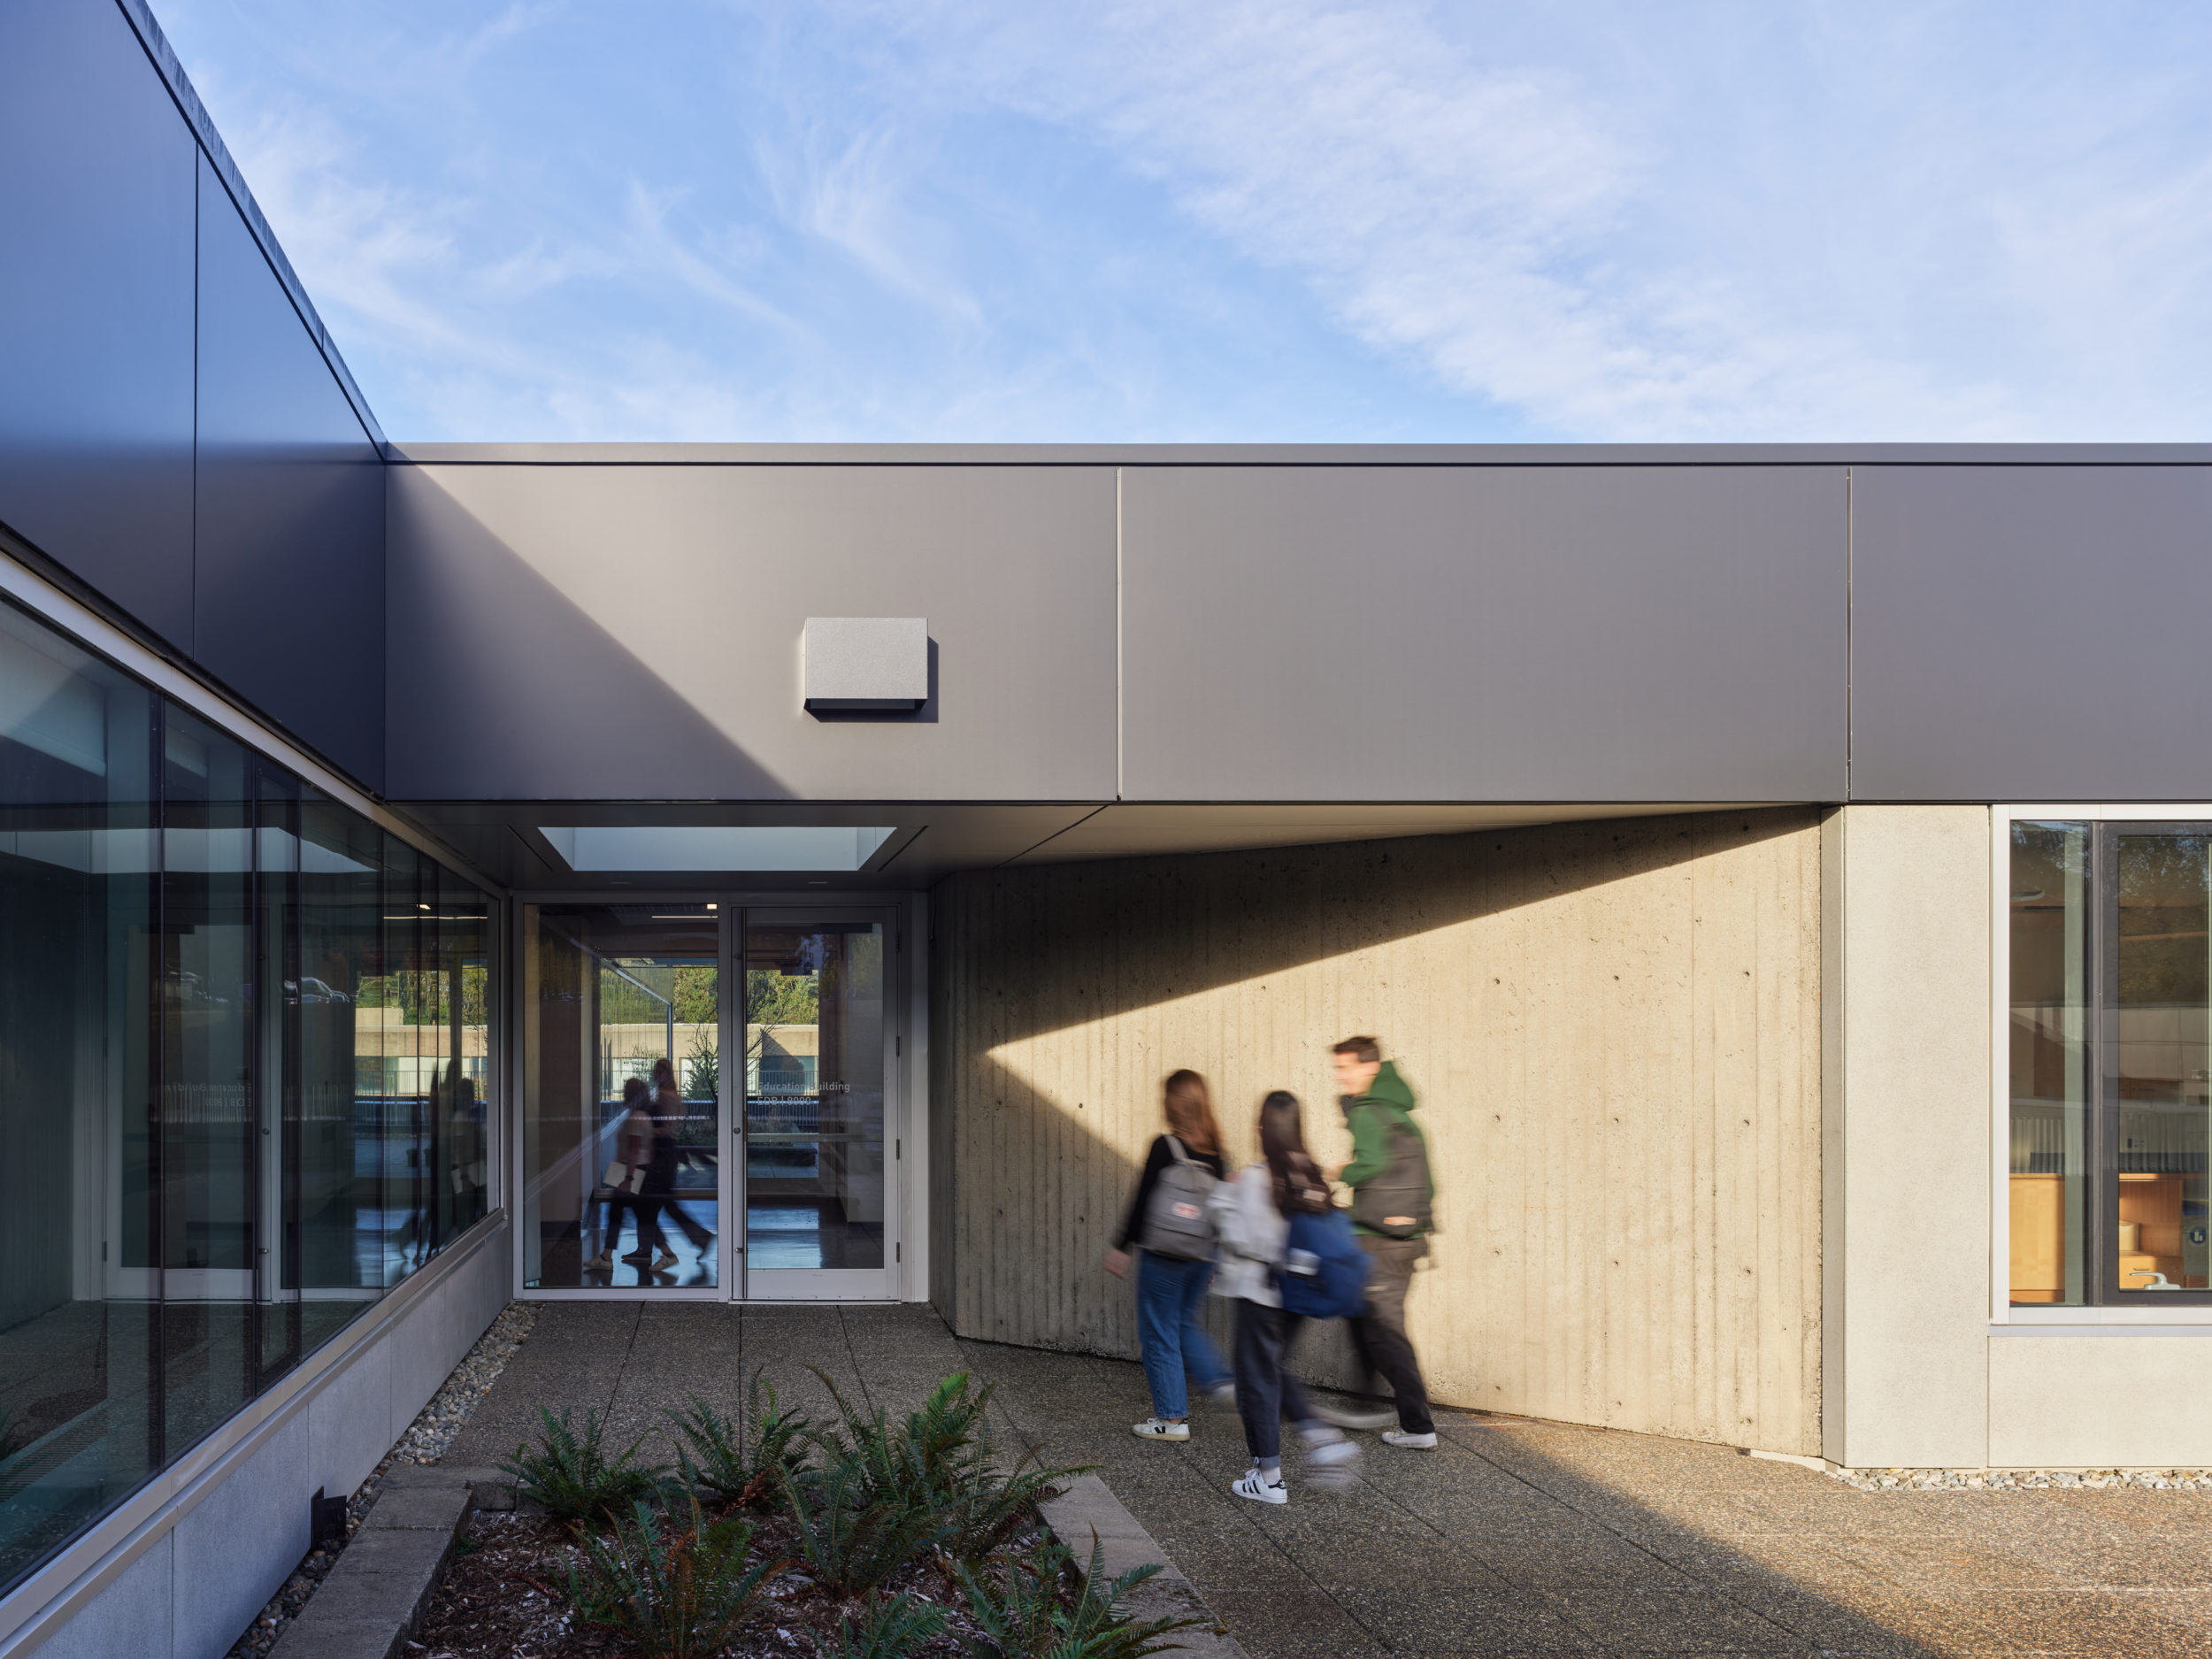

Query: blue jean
[[1135, 1252, 1229, 1417]]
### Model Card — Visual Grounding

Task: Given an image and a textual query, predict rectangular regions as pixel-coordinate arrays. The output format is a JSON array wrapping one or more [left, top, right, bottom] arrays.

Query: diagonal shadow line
[[944, 806, 1809, 1049], [1358, 1432, 1809, 1652], [385, 467, 796, 801], [953, 1339, 1947, 1659]]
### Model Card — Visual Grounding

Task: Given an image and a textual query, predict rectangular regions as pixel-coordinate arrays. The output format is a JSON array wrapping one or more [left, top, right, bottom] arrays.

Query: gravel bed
[[222, 1301, 541, 1659], [1832, 1464, 2212, 1492]]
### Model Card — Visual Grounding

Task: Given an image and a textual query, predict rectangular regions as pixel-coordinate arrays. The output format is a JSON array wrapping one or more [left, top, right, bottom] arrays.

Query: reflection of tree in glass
[[746, 970, 818, 1026], [672, 966, 717, 1025], [2119, 833, 2211, 1006], [685, 1033, 718, 1101]]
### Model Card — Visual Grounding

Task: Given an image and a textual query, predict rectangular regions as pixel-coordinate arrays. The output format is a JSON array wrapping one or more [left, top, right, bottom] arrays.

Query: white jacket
[[1209, 1164, 1287, 1308]]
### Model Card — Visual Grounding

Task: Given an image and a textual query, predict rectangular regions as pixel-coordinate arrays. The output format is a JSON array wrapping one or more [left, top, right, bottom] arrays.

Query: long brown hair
[[1163, 1070, 1221, 1157], [1259, 1090, 1331, 1216]]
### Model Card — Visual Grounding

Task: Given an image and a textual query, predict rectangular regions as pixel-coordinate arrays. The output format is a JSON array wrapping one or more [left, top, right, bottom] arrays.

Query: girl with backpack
[[1211, 1090, 1363, 1503], [1104, 1070, 1235, 1441]]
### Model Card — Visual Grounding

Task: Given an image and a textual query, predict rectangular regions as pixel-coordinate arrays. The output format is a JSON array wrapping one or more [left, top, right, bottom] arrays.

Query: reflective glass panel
[[2115, 831, 2212, 1292], [157, 706, 256, 1455], [439, 864, 490, 1240], [0, 603, 158, 1594], [524, 907, 718, 1287], [744, 920, 885, 1271], [2009, 823, 2091, 1304], [293, 787, 386, 1346]]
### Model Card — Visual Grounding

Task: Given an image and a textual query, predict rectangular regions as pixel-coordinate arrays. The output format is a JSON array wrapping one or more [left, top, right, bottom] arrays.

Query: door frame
[[507, 888, 927, 1304], [733, 902, 907, 1302]]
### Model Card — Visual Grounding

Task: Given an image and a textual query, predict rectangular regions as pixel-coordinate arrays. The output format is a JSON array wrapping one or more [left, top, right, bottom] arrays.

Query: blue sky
[[157, 1, 2212, 442]]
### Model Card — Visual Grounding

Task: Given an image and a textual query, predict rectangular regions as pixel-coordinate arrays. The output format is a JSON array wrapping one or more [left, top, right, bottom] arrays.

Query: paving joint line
[[1448, 1433, 1810, 1646]]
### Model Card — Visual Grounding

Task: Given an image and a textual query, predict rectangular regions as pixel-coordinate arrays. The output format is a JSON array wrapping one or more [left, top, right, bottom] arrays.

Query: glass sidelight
[[741, 916, 888, 1291], [522, 906, 721, 1288]]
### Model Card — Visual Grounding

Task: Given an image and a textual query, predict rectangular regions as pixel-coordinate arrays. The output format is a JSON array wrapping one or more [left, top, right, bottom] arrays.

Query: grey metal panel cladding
[[384, 465, 1116, 801], [0, 0, 195, 645], [1851, 466, 2212, 801], [1119, 466, 1847, 802], [193, 155, 386, 789]]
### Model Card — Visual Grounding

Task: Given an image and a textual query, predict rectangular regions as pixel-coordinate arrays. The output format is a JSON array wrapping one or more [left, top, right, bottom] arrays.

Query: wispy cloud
[[158, 0, 2212, 441]]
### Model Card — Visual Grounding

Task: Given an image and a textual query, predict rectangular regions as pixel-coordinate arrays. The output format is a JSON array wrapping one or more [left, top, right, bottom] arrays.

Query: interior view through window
[[523, 907, 720, 1288], [743, 918, 886, 1273], [2010, 821, 2212, 1302], [0, 597, 495, 1595]]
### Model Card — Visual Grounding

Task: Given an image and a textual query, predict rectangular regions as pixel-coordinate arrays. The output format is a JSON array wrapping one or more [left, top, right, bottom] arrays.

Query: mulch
[[415, 1505, 1062, 1659]]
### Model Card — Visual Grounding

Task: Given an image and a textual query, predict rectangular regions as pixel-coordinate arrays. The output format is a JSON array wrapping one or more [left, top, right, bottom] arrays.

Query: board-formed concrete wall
[[930, 808, 1824, 1454]]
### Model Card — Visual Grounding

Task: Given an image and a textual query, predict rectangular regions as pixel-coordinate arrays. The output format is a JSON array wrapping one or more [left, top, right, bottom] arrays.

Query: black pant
[[648, 1137, 713, 1250], [1350, 1234, 1435, 1433], [1233, 1301, 1314, 1462], [605, 1190, 666, 1256]]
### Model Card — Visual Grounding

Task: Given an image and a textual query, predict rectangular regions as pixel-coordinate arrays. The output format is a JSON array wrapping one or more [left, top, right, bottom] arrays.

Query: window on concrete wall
[[2009, 823, 2091, 1303], [0, 595, 501, 1597], [2008, 818, 2212, 1305]]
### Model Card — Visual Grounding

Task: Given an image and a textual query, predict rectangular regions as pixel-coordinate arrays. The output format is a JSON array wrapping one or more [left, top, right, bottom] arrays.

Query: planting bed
[[418, 1502, 1063, 1657]]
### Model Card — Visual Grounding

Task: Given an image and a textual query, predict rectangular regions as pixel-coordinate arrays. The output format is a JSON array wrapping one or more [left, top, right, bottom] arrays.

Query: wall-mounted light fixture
[[803, 617, 927, 712]]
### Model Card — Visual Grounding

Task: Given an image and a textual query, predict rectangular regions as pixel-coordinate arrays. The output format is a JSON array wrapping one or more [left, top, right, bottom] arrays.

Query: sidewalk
[[444, 1305, 2212, 1655]]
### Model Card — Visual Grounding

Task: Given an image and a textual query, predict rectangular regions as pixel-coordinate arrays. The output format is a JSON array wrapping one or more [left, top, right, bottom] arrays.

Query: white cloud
[[160, 0, 2212, 441]]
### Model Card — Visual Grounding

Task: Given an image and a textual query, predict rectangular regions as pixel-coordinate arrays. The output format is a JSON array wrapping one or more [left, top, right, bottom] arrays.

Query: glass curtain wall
[[0, 597, 499, 1595]]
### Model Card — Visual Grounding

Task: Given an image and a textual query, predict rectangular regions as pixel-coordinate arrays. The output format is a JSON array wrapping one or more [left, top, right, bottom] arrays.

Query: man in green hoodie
[[1327, 1036, 1437, 1447]]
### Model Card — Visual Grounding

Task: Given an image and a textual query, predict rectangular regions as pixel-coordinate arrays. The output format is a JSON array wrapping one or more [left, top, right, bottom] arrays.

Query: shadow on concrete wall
[[385, 469, 794, 802], [933, 808, 1821, 1438]]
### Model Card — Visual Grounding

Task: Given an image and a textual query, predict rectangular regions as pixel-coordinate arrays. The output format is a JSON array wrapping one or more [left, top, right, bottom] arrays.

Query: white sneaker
[[1230, 1465, 1288, 1505], [652, 1248, 680, 1270], [1303, 1433, 1362, 1489], [581, 1251, 613, 1271], [1203, 1380, 1238, 1408], [1381, 1429, 1438, 1449], [1132, 1417, 1190, 1441], [1311, 1402, 1397, 1431]]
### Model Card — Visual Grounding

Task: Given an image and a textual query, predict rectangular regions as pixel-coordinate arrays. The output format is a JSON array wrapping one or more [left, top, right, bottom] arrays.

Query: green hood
[[1340, 1061, 1423, 1199], [1363, 1061, 1417, 1113]]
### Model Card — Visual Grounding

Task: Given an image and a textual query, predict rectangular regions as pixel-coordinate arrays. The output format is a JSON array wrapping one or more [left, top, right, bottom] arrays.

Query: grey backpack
[[1139, 1136, 1219, 1260]]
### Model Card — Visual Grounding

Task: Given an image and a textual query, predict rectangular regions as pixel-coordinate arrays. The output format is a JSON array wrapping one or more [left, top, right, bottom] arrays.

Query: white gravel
[[389, 1300, 539, 1465], [1832, 1464, 2212, 1492], [222, 1300, 540, 1659]]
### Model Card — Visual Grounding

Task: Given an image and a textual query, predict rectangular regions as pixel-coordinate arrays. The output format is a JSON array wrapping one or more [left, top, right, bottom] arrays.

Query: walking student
[[584, 1078, 666, 1273], [1104, 1070, 1234, 1440], [1329, 1036, 1438, 1448], [1213, 1090, 1360, 1503]]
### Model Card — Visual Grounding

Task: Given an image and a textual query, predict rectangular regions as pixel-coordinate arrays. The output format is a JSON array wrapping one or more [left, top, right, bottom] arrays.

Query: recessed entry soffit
[[378, 802, 1764, 891]]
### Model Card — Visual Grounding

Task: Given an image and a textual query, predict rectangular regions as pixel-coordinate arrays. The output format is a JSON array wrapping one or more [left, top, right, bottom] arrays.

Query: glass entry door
[[522, 905, 722, 1289], [739, 911, 893, 1299]]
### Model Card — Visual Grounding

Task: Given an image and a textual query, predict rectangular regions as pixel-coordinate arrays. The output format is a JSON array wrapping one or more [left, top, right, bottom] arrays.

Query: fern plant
[[668, 1374, 811, 1509], [501, 1404, 666, 1525], [780, 1445, 954, 1598], [959, 1536, 1205, 1659], [822, 1591, 950, 1659], [809, 1370, 1082, 1558], [564, 1496, 783, 1659]]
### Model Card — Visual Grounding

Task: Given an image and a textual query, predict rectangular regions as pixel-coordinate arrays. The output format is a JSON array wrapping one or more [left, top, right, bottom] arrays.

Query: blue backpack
[[1277, 1207, 1371, 1319]]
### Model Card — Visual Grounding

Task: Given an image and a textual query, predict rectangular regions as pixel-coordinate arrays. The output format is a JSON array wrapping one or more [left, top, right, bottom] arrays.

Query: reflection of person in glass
[[442, 1061, 486, 1222], [649, 1056, 715, 1263], [585, 1078, 665, 1273]]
